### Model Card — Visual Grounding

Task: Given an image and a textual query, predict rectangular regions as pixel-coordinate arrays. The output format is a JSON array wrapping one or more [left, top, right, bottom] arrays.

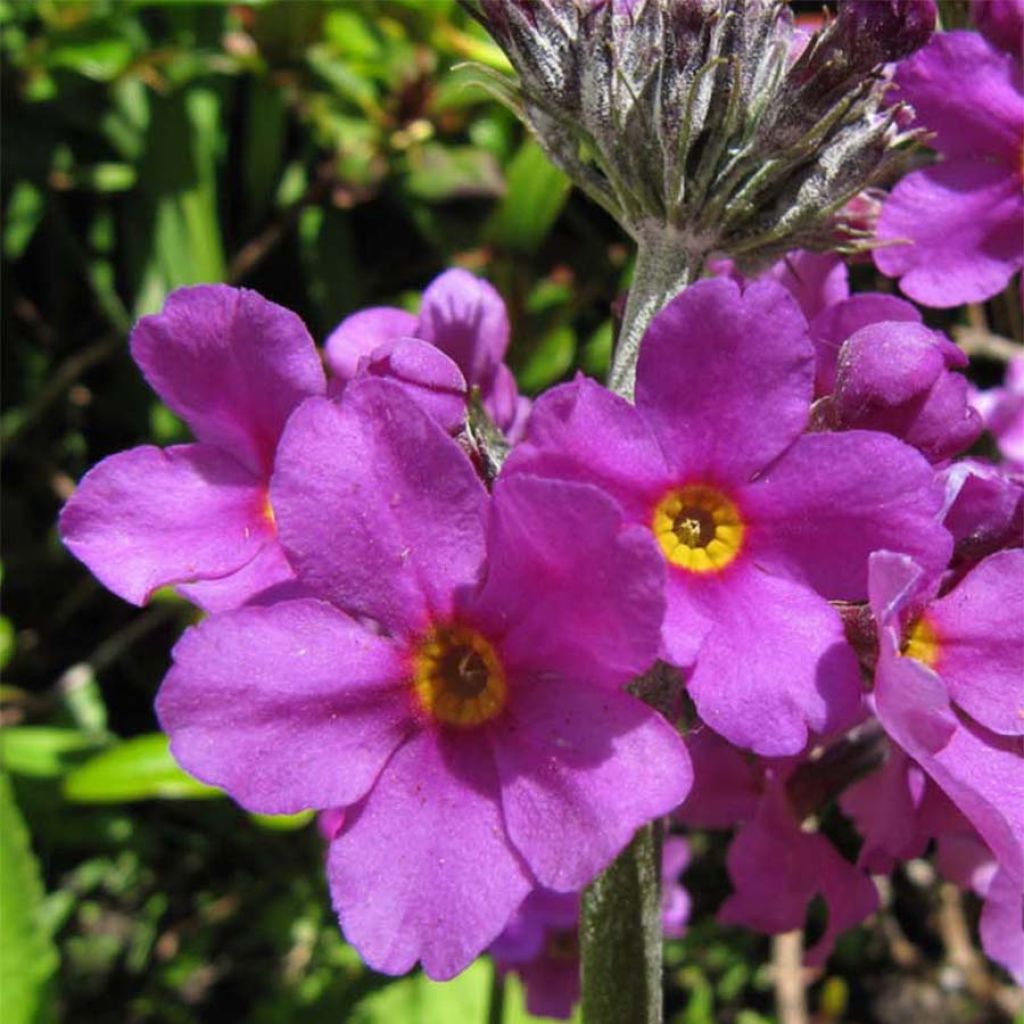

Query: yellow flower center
[[651, 484, 745, 573], [412, 623, 506, 727], [901, 615, 940, 668]]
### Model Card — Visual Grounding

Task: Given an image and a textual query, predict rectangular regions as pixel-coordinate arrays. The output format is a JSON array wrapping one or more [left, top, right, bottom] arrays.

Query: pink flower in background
[[679, 728, 877, 966], [971, 356, 1024, 469], [60, 285, 325, 611], [156, 377, 690, 979], [508, 278, 950, 755], [325, 268, 529, 436], [874, 31, 1024, 306]]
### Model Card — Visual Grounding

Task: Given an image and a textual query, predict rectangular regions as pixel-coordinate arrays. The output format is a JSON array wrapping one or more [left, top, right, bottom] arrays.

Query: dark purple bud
[[835, 0, 936, 66]]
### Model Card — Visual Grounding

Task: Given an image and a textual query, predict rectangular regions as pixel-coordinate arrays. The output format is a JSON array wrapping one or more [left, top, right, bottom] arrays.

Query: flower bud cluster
[[466, 0, 934, 266]]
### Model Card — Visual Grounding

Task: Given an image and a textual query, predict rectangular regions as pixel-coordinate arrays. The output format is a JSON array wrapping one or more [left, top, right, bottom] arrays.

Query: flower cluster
[[60, 0, 1023, 1014]]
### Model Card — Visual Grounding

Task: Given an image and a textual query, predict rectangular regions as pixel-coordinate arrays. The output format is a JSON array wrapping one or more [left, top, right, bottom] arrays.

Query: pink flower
[[874, 31, 1024, 306], [971, 356, 1024, 469], [680, 728, 877, 967], [869, 550, 1024, 929], [60, 285, 325, 611], [325, 268, 529, 437], [508, 278, 950, 755], [156, 378, 691, 979]]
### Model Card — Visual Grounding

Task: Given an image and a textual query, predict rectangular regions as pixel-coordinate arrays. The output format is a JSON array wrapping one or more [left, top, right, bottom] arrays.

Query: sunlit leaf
[[63, 733, 222, 802], [0, 773, 58, 1024], [484, 139, 570, 253]]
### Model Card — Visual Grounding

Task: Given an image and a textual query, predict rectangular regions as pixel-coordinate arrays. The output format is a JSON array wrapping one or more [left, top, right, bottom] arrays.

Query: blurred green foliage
[[1, 3, 1019, 1023]]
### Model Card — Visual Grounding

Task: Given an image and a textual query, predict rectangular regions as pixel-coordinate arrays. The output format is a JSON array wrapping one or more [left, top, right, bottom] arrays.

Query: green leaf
[[0, 772, 58, 1024], [131, 86, 226, 315], [3, 180, 45, 260], [0, 616, 14, 671], [485, 139, 571, 253], [45, 24, 134, 81], [1, 728, 106, 779], [517, 324, 576, 394], [63, 733, 222, 803], [249, 810, 315, 832], [579, 320, 614, 378], [403, 143, 504, 202], [351, 959, 578, 1024]]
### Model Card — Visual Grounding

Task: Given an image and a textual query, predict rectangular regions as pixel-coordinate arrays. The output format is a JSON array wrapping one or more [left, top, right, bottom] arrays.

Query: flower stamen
[[901, 615, 940, 668], [652, 484, 745, 573], [413, 624, 506, 727]]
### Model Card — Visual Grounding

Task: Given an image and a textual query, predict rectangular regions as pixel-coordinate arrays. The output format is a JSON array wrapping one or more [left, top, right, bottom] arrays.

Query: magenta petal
[[505, 376, 671, 523], [678, 727, 762, 828], [60, 444, 271, 606], [176, 541, 296, 612], [492, 677, 691, 891], [717, 784, 814, 933], [874, 162, 1024, 307], [156, 599, 411, 814], [803, 835, 879, 967], [875, 654, 1024, 886], [416, 268, 510, 386], [324, 307, 418, 381], [927, 549, 1024, 736], [661, 570, 715, 668], [469, 474, 665, 688], [763, 250, 849, 322], [840, 749, 928, 873], [980, 868, 1024, 986], [131, 285, 325, 476], [719, 784, 876, 965], [891, 30, 1024, 160], [746, 431, 951, 600], [328, 729, 532, 980], [636, 278, 814, 483], [684, 565, 863, 756], [271, 382, 487, 636]]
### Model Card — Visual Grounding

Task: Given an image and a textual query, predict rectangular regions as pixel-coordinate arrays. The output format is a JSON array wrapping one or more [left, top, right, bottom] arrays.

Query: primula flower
[[679, 728, 877, 966], [971, 356, 1024, 469], [325, 268, 528, 436], [874, 30, 1024, 306], [868, 548, 1024, 980], [490, 890, 581, 1020], [507, 278, 951, 755], [156, 377, 691, 979], [843, 746, 1023, 981], [822, 320, 982, 462], [60, 285, 325, 611]]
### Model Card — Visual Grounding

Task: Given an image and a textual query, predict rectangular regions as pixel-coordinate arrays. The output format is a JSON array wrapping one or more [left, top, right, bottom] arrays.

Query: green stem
[[487, 959, 506, 1024], [580, 823, 664, 1024], [607, 223, 703, 400]]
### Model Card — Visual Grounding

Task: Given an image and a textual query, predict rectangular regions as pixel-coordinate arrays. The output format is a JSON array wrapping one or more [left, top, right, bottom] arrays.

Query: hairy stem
[[580, 823, 664, 1024], [607, 223, 704, 399]]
